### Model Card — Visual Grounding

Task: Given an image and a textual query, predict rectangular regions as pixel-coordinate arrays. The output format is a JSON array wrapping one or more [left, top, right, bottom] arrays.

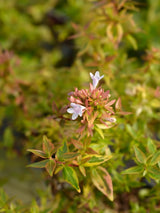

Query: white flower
[[67, 103, 86, 120], [90, 71, 104, 89]]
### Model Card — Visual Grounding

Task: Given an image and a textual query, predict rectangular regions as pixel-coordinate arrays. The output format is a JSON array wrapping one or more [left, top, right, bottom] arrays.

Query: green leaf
[[96, 124, 108, 129], [56, 141, 68, 161], [62, 152, 80, 160], [27, 149, 48, 158], [0, 189, 7, 205], [91, 167, 113, 201], [95, 126, 104, 139], [55, 165, 63, 174], [134, 146, 147, 164], [150, 99, 160, 108], [63, 166, 81, 192], [3, 128, 14, 148], [147, 138, 156, 154], [43, 135, 55, 157], [150, 151, 160, 166], [122, 166, 144, 175], [148, 167, 160, 180], [126, 34, 138, 50], [30, 200, 39, 213], [81, 154, 112, 167], [126, 124, 136, 139], [45, 158, 56, 176], [27, 159, 49, 168]]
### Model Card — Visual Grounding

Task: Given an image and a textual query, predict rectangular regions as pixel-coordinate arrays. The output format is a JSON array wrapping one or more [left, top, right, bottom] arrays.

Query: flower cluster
[[67, 71, 118, 136]]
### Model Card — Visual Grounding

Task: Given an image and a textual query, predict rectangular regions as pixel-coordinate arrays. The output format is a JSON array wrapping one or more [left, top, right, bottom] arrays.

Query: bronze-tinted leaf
[[27, 149, 47, 159], [43, 135, 55, 157], [45, 158, 56, 177]]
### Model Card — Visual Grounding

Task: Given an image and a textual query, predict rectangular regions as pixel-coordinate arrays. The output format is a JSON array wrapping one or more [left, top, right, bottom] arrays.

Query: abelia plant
[[28, 71, 129, 201], [1, 0, 160, 212]]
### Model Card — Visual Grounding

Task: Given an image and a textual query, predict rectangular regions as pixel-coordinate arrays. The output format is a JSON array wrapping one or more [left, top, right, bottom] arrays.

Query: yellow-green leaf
[[122, 166, 144, 175], [79, 166, 86, 177], [147, 138, 156, 154], [150, 99, 160, 108], [134, 146, 147, 164], [81, 154, 112, 167], [95, 126, 104, 139], [63, 166, 81, 193], [91, 167, 113, 201], [96, 124, 108, 129], [148, 167, 160, 180], [126, 34, 138, 50], [150, 151, 160, 166]]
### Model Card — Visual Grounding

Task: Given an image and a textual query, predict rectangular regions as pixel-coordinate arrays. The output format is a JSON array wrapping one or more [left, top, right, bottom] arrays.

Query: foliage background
[[0, 0, 160, 212]]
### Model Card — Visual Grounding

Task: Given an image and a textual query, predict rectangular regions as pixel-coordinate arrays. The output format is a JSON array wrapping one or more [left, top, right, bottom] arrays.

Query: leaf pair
[[123, 140, 160, 180], [27, 136, 56, 177]]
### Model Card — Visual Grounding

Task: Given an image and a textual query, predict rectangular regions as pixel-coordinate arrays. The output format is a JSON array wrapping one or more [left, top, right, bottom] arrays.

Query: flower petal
[[100, 75, 104, 80], [95, 71, 100, 78], [81, 106, 86, 110], [90, 72, 94, 79], [93, 79, 98, 89], [70, 103, 77, 108], [72, 113, 78, 120], [79, 110, 83, 116], [90, 71, 104, 89], [67, 108, 74, 114]]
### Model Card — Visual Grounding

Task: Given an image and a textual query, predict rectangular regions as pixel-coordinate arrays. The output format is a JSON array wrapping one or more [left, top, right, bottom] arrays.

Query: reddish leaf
[[103, 90, 110, 99], [86, 147, 98, 154], [106, 99, 116, 106], [70, 139, 83, 149]]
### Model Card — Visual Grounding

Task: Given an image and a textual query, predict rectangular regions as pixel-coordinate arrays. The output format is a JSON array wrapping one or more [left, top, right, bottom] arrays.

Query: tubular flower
[[67, 103, 86, 120], [90, 71, 104, 89], [66, 71, 129, 136]]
